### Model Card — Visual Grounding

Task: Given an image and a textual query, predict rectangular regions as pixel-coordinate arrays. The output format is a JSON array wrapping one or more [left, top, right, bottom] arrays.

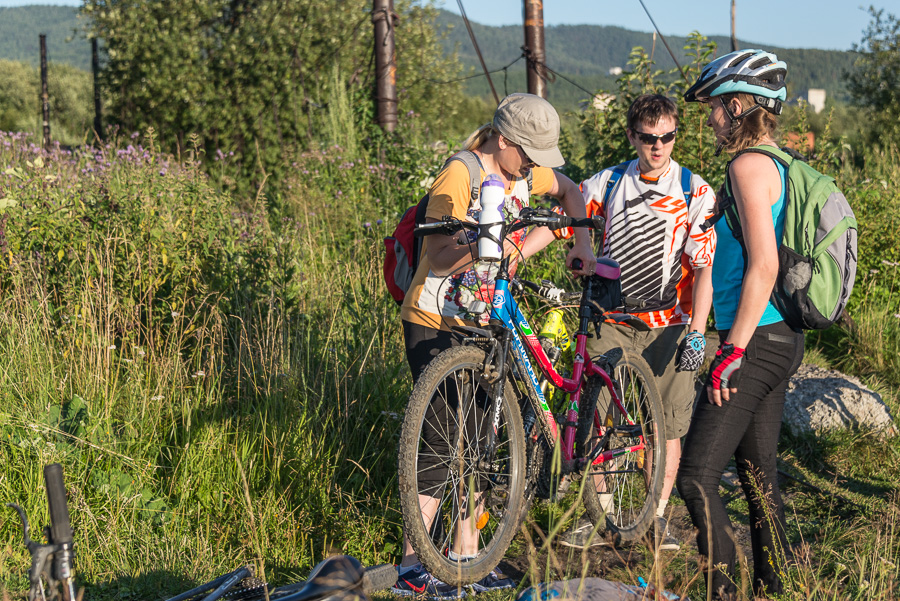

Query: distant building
[[609, 66, 623, 76], [806, 89, 826, 113]]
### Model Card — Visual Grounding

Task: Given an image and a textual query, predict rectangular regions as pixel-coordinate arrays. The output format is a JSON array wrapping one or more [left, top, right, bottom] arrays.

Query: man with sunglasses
[[557, 93, 717, 552]]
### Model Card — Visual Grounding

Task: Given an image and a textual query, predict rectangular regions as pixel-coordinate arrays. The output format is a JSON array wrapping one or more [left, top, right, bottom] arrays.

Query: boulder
[[783, 363, 896, 437]]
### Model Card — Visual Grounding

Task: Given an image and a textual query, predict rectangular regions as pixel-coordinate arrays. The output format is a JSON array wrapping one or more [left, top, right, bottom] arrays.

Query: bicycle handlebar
[[414, 207, 606, 238], [44, 464, 73, 546]]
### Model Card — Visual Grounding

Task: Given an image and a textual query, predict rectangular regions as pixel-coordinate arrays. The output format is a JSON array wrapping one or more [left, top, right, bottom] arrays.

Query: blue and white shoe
[[391, 564, 466, 599], [467, 570, 515, 594]]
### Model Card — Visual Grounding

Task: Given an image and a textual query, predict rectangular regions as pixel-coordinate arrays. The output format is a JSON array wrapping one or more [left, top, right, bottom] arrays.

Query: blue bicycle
[[398, 207, 667, 585]]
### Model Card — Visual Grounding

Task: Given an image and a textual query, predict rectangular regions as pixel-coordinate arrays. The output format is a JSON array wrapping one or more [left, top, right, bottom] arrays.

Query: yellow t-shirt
[[401, 159, 555, 330]]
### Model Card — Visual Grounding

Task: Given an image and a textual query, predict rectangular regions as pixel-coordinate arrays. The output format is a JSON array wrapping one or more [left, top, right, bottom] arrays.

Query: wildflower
[[893, 314, 900, 319], [363, 222, 372, 228], [192, 370, 205, 378], [108, 344, 116, 350], [171, 311, 180, 318], [376, 219, 383, 225], [150, 395, 163, 401], [881, 260, 900, 267]]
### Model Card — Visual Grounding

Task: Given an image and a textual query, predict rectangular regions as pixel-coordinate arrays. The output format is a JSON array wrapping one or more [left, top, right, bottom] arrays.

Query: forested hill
[[0, 5, 856, 111], [435, 9, 857, 109], [0, 6, 89, 71]]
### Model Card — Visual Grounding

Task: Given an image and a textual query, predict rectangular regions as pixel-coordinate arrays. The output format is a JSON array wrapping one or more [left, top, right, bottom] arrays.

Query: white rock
[[783, 364, 896, 437]]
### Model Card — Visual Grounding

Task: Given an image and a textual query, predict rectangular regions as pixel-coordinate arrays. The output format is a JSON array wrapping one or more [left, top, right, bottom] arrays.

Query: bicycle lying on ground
[[398, 207, 667, 586], [9, 464, 396, 601]]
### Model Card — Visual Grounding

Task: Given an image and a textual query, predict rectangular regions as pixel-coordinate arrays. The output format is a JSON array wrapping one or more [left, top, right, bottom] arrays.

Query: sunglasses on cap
[[630, 128, 678, 145]]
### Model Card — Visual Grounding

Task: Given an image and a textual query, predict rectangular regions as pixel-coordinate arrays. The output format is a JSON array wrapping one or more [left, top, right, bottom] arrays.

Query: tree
[[82, 0, 466, 194], [846, 6, 900, 143]]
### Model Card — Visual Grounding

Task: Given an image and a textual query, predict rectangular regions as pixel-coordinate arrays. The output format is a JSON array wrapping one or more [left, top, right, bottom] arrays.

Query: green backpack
[[722, 145, 858, 330]]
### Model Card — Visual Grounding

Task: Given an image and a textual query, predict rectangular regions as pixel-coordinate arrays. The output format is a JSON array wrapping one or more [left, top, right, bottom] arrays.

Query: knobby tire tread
[[398, 345, 526, 586], [575, 355, 666, 542]]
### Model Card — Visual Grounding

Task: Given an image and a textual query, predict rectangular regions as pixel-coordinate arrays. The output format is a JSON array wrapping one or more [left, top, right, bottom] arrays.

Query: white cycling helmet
[[684, 49, 787, 115]]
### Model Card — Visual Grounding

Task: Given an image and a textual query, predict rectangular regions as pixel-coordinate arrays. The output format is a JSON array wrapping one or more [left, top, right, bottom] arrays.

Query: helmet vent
[[749, 57, 772, 70], [727, 51, 756, 68]]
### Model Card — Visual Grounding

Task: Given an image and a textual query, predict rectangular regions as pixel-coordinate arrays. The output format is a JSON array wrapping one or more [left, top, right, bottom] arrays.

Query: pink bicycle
[[399, 208, 667, 585]]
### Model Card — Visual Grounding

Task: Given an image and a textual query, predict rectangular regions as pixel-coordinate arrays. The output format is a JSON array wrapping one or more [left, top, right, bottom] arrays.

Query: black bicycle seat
[[272, 556, 365, 601]]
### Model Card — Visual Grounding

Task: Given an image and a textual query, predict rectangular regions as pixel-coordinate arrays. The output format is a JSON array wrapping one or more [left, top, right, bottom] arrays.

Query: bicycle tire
[[398, 345, 526, 586], [575, 355, 666, 543]]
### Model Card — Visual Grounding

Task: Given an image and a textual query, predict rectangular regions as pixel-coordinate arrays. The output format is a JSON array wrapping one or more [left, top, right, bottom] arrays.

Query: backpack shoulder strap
[[526, 169, 533, 193], [603, 161, 630, 206], [732, 145, 792, 169], [680, 165, 693, 207], [445, 150, 483, 204]]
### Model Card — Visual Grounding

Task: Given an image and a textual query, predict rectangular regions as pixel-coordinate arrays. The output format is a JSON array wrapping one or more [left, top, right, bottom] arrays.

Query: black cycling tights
[[403, 321, 492, 495], [677, 321, 804, 600]]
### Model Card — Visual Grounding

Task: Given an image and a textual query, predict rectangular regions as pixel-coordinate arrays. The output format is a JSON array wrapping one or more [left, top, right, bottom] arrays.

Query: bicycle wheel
[[398, 345, 526, 586], [575, 355, 666, 543]]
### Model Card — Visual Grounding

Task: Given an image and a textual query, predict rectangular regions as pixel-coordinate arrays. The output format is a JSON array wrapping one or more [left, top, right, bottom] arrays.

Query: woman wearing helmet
[[677, 50, 804, 600]]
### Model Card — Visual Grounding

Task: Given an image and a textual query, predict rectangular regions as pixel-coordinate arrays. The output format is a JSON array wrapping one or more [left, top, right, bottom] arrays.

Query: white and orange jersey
[[576, 159, 717, 328]]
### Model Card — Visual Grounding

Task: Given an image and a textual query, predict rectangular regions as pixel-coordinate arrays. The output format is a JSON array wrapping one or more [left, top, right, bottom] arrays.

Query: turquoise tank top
[[712, 158, 787, 330]]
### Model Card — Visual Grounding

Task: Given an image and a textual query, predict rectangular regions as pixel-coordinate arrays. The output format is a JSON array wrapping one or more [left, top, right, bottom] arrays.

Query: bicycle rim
[[398, 345, 525, 585], [577, 355, 666, 542]]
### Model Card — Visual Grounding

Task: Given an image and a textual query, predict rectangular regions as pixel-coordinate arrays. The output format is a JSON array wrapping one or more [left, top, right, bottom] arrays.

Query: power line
[[637, 0, 686, 79], [456, 0, 500, 105]]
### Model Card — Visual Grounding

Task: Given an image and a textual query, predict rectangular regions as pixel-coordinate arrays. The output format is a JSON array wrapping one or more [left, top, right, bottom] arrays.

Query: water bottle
[[477, 174, 505, 261]]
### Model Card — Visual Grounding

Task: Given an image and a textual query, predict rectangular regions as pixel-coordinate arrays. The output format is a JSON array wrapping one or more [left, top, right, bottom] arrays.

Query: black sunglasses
[[631, 128, 678, 145]]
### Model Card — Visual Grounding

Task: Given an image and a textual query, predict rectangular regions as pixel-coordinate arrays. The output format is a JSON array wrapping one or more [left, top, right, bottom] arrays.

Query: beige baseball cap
[[492, 93, 565, 168]]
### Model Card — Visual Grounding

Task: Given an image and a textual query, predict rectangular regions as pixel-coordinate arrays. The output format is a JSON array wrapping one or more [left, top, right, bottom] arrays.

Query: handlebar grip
[[362, 564, 398, 594], [44, 463, 73, 546], [566, 215, 606, 230]]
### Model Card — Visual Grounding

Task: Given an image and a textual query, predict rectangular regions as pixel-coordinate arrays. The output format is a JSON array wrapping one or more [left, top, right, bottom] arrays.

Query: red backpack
[[383, 151, 533, 305], [382, 151, 482, 305]]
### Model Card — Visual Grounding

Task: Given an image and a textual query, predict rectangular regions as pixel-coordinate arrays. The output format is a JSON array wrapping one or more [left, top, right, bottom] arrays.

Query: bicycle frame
[[484, 259, 642, 469]]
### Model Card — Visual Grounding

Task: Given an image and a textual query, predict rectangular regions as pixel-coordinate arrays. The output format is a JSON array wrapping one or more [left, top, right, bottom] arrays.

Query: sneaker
[[654, 516, 680, 551], [557, 518, 612, 549], [467, 570, 515, 594], [392, 564, 466, 599]]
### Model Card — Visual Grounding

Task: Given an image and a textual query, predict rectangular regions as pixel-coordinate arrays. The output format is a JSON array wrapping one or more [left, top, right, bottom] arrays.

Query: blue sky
[[1, 0, 897, 50], [440, 0, 897, 51]]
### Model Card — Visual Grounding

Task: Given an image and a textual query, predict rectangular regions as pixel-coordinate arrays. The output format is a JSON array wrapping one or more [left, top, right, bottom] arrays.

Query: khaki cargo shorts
[[587, 322, 697, 440]]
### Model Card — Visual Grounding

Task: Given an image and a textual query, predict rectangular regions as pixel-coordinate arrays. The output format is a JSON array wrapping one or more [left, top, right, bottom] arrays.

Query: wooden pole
[[92, 37, 103, 142], [40, 34, 50, 151], [731, 0, 739, 52], [523, 0, 547, 98], [372, 0, 398, 133]]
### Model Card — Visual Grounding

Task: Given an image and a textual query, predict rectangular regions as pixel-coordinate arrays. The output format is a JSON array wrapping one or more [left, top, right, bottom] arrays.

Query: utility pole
[[92, 38, 103, 142], [39, 34, 50, 151], [372, 0, 398, 133], [731, 0, 739, 52], [523, 0, 547, 98]]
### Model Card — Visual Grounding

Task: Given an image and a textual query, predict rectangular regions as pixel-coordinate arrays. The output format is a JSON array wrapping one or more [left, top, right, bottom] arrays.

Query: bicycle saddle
[[272, 555, 365, 601]]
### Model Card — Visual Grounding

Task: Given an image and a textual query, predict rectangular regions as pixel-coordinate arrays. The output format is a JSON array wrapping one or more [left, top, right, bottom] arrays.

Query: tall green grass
[[1, 97, 899, 601]]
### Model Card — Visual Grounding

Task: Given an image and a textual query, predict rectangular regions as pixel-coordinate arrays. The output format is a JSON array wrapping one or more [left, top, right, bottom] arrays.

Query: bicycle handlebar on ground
[[165, 556, 396, 601], [7, 463, 77, 601]]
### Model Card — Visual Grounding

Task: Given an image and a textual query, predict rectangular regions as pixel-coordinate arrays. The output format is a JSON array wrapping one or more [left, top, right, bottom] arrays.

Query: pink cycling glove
[[707, 342, 745, 391]]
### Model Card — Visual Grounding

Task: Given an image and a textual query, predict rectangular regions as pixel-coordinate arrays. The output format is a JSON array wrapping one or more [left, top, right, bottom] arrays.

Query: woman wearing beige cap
[[393, 93, 595, 598]]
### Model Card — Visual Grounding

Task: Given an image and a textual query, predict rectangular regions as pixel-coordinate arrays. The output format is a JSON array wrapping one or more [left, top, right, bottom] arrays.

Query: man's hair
[[718, 92, 779, 154], [626, 94, 678, 131]]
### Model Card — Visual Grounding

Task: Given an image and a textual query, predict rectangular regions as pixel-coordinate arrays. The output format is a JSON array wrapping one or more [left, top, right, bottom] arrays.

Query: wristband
[[707, 341, 745, 391]]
